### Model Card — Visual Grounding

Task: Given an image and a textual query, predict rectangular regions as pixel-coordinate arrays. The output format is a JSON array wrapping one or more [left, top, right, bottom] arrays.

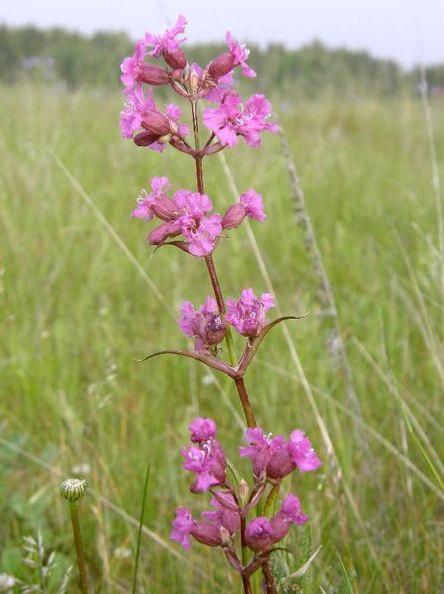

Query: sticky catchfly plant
[[121, 17, 322, 593]]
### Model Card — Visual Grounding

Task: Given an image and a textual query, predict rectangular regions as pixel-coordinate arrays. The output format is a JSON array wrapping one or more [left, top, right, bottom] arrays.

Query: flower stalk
[[60, 479, 89, 594], [120, 15, 323, 593]]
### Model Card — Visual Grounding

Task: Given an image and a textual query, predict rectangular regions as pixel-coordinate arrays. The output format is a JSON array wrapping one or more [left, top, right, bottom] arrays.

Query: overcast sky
[[2, 0, 443, 67]]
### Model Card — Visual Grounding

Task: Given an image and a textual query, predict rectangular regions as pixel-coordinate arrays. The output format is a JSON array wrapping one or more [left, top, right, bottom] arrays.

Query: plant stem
[[190, 99, 237, 365], [240, 515, 253, 594], [69, 502, 89, 594], [132, 463, 150, 594], [242, 575, 253, 594], [262, 559, 278, 594], [234, 377, 256, 427]]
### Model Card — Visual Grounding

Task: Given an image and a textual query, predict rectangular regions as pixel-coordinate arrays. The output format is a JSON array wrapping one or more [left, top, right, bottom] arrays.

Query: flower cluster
[[240, 427, 322, 481], [120, 15, 278, 153], [132, 177, 265, 257], [171, 418, 320, 571], [122, 17, 321, 593], [179, 288, 275, 352]]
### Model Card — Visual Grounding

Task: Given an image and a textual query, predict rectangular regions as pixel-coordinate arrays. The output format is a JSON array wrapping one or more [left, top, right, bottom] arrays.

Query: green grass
[[0, 84, 443, 592]]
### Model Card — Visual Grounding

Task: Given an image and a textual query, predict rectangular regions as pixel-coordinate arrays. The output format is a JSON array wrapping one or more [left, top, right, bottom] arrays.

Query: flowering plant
[[120, 16, 321, 593]]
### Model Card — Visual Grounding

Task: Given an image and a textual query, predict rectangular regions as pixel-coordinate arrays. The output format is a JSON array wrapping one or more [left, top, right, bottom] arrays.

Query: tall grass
[[0, 84, 443, 592]]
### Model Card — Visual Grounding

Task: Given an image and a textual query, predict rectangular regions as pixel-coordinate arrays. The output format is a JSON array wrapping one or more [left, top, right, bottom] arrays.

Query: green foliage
[[0, 86, 443, 592]]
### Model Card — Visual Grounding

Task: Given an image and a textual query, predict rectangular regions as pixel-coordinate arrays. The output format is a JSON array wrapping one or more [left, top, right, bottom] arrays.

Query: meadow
[[0, 84, 443, 592]]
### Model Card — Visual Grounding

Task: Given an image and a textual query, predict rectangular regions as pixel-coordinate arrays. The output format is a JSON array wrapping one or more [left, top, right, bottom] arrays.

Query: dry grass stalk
[[279, 128, 361, 416]]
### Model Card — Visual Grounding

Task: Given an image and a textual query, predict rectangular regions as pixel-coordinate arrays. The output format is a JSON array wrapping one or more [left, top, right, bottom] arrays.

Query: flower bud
[[222, 203, 247, 230], [208, 52, 235, 80], [192, 521, 222, 547], [238, 479, 250, 506], [152, 197, 178, 222], [245, 517, 274, 552], [134, 130, 160, 147], [60, 478, 87, 502], [162, 47, 187, 70], [189, 69, 200, 94], [148, 222, 176, 245], [138, 64, 170, 85], [141, 110, 171, 135], [219, 525, 231, 546], [204, 314, 226, 345]]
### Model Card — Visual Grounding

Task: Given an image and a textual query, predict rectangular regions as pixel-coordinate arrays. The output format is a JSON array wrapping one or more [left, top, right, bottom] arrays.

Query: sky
[[2, 0, 444, 67]]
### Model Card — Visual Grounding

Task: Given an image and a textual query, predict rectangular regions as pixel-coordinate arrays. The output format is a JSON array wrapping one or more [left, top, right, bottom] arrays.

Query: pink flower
[[240, 427, 295, 480], [225, 32, 256, 78], [170, 507, 193, 549], [136, 104, 189, 152], [240, 190, 265, 220], [279, 494, 308, 526], [226, 288, 275, 337], [132, 177, 171, 220], [240, 427, 321, 480], [239, 427, 279, 477], [245, 495, 308, 552], [120, 38, 170, 88], [244, 517, 274, 552], [145, 15, 187, 69], [170, 496, 240, 550], [181, 433, 227, 493], [189, 417, 217, 443], [119, 86, 155, 139], [180, 213, 223, 257], [202, 492, 241, 536], [288, 429, 322, 472], [120, 39, 147, 88], [120, 86, 188, 151], [222, 189, 265, 230], [146, 189, 222, 257], [203, 91, 279, 148], [179, 298, 226, 353], [207, 32, 255, 82]]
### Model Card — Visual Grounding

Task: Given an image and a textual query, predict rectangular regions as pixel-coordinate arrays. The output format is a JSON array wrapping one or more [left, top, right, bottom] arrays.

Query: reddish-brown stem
[[262, 559, 278, 594], [242, 575, 253, 594], [234, 377, 256, 427], [240, 516, 253, 594], [195, 156, 204, 193], [205, 254, 226, 314]]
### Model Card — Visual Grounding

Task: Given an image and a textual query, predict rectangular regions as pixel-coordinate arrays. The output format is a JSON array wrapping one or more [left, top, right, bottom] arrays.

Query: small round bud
[[189, 69, 200, 94], [238, 479, 250, 505], [219, 525, 231, 546], [60, 478, 87, 502]]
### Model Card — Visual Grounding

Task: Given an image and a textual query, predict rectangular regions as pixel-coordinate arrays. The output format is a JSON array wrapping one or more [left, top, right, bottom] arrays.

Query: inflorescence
[[120, 15, 321, 591]]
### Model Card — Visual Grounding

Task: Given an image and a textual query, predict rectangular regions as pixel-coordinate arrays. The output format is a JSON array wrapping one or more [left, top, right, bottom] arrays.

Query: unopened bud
[[152, 197, 178, 222], [208, 52, 235, 81], [141, 110, 170, 136], [205, 314, 226, 346], [148, 222, 174, 245], [189, 69, 200, 94], [222, 203, 247, 230], [134, 130, 159, 147], [60, 478, 87, 502], [138, 64, 170, 86], [239, 479, 249, 505], [219, 525, 231, 546], [162, 48, 187, 70]]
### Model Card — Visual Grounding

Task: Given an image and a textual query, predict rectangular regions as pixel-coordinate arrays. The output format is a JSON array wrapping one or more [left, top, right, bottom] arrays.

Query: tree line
[[0, 24, 443, 96]]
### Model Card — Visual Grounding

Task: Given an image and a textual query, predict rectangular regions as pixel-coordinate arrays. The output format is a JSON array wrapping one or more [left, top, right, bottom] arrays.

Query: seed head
[[60, 478, 87, 502]]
